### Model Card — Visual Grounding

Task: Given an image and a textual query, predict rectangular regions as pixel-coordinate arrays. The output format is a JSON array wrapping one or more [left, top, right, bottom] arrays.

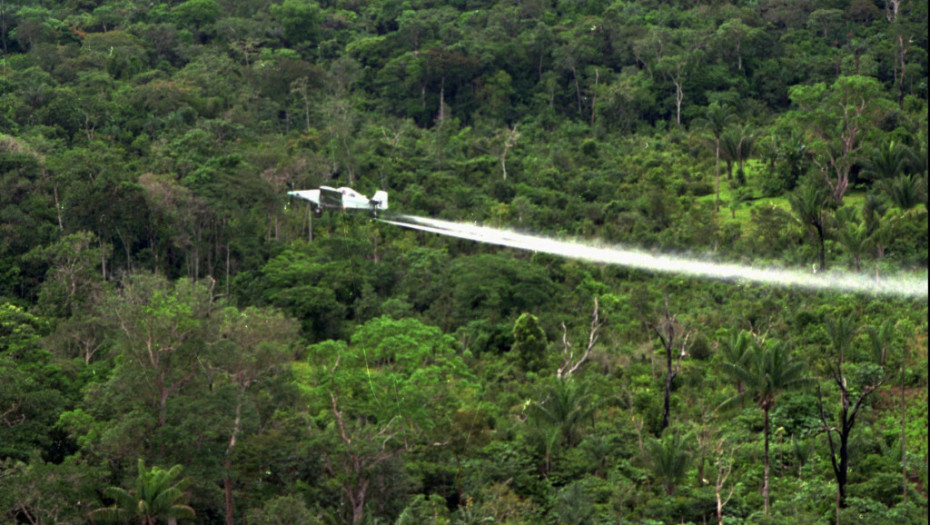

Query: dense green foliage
[[0, 0, 927, 523]]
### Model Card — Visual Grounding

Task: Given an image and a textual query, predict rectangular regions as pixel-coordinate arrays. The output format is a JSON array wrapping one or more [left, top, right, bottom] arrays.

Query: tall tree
[[693, 102, 736, 212], [213, 306, 297, 525], [719, 341, 811, 515], [789, 180, 831, 271], [788, 76, 895, 204], [0, 454, 103, 525], [884, 0, 913, 108], [644, 296, 691, 432], [734, 125, 757, 186], [719, 130, 740, 183], [817, 315, 886, 525], [0, 304, 67, 461], [553, 20, 598, 118], [103, 273, 218, 428], [298, 316, 476, 524], [713, 17, 763, 72]]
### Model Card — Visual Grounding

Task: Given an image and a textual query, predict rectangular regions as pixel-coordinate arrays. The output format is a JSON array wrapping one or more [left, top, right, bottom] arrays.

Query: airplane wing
[[287, 189, 321, 205]]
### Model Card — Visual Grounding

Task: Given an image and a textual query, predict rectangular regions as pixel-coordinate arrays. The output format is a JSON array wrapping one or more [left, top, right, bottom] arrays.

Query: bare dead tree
[[817, 357, 886, 524], [645, 296, 691, 432], [713, 437, 737, 525], [499, 124, 520, 181], [557, 297, 603, 380], [884, 0, 910, 108]]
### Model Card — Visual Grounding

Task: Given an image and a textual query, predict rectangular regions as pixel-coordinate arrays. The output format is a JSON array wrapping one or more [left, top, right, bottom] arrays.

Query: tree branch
[[557, 297, 603, 380], [817, 386, 842, 480]]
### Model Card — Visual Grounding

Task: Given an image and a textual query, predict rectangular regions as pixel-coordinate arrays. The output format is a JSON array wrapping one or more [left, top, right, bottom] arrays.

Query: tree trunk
[[763, 407, 770, 515], [224, 461, 235, 525], [897, 35, 907, 110], [901, 355, 908, 503], [714, 141, 721, 212], [835, 391, 850, 524], [224, 396, 243, 525], [225, 240, 230, 297], [590, 68, 599, 127], [571, 65, 582, 116], [816, 223, 826, 271], [436, 80, 445, 170], [349, 479, 368, 525], [716, 486, 724, 525], [662, 347, 673, 431], [52, 180, 64, 231], [715, 460, 731, 525], [158, 377, 169, 427]]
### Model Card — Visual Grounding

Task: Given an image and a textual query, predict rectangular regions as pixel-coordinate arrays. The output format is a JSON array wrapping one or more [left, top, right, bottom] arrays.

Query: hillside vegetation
[[0, 0, 927, 524]]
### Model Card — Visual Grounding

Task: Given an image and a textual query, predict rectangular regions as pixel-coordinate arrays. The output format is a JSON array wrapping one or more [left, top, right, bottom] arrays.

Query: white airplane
[[288, 186, 388, 217]]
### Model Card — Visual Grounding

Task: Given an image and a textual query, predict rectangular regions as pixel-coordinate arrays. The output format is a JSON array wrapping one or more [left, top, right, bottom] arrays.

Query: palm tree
[[719, 330, 755, 393], [719, 130, 740, 183], [780, 130, 810, 192], [861, 140, 911, 182], [719, 341, 811, 515], [833, 208, 869, 272], [552, 482, 595, 525], [693, 102, 735, 212], [789, 182, 830, 271], [644, 429, 692, 496], [735, 126, 756, 186], [727, 189, 752, 219], [866, 318, 896, 366], [881, 173, 924, 210], [758, 132, 779, 178], [89, 459, 195, 525], [531, 379, 595, 448]]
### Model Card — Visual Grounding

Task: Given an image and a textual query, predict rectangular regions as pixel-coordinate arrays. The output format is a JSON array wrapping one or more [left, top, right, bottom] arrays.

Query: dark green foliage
[[719, 340, 813, 515], [789, 178, 831, 271], [882, 174, 926, 210], [0, 304, 69, 462], [644, 429, 692, 496], [0, 0, 927, 523], [89, 459, 195, 524], [530, 379, 596, 449], [512, 312, 547, 373]]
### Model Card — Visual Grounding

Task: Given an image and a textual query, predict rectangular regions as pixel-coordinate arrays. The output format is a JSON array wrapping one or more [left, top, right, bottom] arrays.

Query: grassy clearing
[[694, 161, 868, 226]]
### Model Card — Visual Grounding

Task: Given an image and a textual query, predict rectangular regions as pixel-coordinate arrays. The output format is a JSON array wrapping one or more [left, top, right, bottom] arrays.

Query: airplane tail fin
[[372, 190, 388, 210]]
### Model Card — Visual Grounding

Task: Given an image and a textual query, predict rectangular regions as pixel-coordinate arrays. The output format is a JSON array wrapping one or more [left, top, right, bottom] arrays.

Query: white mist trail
[[379, 215, 927, 298]]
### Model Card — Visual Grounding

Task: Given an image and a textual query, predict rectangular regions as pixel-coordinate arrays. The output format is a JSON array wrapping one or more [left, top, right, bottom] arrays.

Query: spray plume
[[379, 215, 927, 298]]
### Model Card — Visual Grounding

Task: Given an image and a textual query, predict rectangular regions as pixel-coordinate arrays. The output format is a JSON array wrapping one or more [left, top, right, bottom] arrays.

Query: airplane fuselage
[[288, 186, 388, 216]]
